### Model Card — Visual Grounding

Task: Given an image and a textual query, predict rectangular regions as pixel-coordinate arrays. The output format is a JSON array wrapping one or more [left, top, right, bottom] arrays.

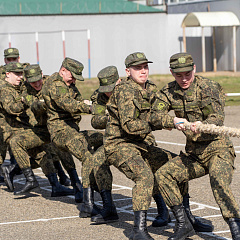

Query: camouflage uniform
[[0, 64, 54, 176], [0, 48, 29, 166], [104, 76, 176, 211], [13, 73, 75, 175], [152, 68, 239, 219], [42, 58, 103, 189], [90, 89, 112, 191]]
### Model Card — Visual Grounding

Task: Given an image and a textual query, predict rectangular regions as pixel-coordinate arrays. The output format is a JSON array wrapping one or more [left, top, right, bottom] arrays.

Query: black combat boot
[[152, 194, 171, 227], [2, 164, 23, 191], [80, 187, 101, 218], [67, 168, 83, 203], [53, 161, 71, 186], [0, 176, 4, 183], [183, 194, 213, 232], [14, 167, 39, 195], [227, 218, 240, 240], [9, 149, 17, 165], [129, 210, 154, 240], [46, 173, 74, 197], [0, 165, 4, 183], [168, 204, 195, 240], [91, 189, 119, 224]]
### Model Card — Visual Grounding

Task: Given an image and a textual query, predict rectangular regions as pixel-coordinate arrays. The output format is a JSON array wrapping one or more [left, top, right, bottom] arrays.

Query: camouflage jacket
[[0, 81, 35, 129], [104, 77, 157, 155], [150, 75, 233, 161], [21, 76, 48, 127], [42, 72, 90, 134], [90, 89, 109, 129]]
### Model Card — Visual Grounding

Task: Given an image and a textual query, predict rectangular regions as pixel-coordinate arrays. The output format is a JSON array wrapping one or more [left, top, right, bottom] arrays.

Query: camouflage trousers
[[155, 148, 240, 220], [9, 128, 59, 176], [51, 126, 103, 188], [107, 143, 178, 211], [93, 145, 112, 191]]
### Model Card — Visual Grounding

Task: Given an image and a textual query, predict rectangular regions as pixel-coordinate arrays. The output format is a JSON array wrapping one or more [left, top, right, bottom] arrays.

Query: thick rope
[[183, 121, 240, 138]]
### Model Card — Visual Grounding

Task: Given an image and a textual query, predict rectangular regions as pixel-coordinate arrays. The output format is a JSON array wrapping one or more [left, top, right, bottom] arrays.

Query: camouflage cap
[[24, 64, 42, 83], [4, 48, 19, 58], [97, 66, 119, 93], [169, 53, 194, 73], [4, 62, 24, 73], [125, 52, 153, 68], [62, 57, 84, 81]]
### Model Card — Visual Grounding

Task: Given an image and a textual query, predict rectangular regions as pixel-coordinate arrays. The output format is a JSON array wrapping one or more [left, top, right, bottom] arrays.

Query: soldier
[[0, 48, 25, 179], [151, 52, 240, 240], [0, 62, 73, 197], [80, 66, 121, 223], [4, 64, 75, 197], [104, 52, 182, 240], [41, 57, 104, 211]]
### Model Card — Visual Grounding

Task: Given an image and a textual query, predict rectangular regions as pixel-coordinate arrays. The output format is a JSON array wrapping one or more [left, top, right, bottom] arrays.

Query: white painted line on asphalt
[[7, 168, 231, 239], [202, 232, 231, 240], [0, 216, 79, 225], [156, 140, 185, 146], [190, 201, 220, 210]]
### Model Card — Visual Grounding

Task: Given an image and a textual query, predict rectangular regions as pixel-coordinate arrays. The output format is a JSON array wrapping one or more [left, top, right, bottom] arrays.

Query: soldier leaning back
[[42, 57, 104, 208]]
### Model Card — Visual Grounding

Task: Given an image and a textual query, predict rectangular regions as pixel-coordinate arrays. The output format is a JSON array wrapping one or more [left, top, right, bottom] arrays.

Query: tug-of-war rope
[[183, 121, 240, 138]]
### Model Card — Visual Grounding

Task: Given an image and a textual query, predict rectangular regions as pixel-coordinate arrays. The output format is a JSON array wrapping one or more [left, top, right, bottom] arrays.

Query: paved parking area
[[0, 106, 240, 240]]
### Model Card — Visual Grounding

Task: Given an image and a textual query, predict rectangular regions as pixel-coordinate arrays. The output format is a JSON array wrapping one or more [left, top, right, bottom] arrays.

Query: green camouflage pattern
[[24, 64, 42, 83], [62, 57, 84, 81], [169, 52, 194, 73], [97, 65, 119, 93], [90, 89, 109, 129], [0, 62, 30, 81], [0, 80, 56, 173], [104, 77, 175, 211], [153, 75, 239, 219], [42, 71, 103, 188], [4, 48, 19, 58], [4, 62, 24, 72], [125, 52, 153, 68], [90, 88, 113, 191]]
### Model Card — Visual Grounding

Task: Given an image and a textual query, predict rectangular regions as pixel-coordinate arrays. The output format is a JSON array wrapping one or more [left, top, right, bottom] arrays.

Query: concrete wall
[[0, 0, 238, 78]]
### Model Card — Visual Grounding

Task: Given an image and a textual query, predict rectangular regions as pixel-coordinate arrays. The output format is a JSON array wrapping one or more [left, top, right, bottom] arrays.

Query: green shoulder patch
[[57, 86, 68, 95], [157, 102, 166, 111], [95, 104, 106, 115]]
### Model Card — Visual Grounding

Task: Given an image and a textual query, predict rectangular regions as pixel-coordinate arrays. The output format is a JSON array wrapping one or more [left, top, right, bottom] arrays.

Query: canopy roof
[[182, 11, 240, 28]]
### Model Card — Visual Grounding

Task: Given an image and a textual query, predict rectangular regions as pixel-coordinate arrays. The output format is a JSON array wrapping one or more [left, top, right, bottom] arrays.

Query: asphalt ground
[[1, 105, 240, 240]]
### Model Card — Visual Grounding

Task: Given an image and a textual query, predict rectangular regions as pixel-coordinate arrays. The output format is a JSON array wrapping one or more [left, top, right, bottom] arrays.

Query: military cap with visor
[[62, 57, 84, 81], [24, 64, 42, 83], [4, 48, 19, 58], [4, 62, 24, 73], [125, 52, 153, 68], [169, 52, 194, 73], [97, 66, 119, 93]]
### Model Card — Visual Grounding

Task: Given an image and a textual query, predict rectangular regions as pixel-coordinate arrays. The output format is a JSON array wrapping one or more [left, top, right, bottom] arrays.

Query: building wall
[[168, 0, 240, 72], [0, 1, 238, 78]]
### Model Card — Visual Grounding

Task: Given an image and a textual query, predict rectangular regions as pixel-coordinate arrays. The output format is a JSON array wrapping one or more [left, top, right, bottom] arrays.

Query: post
[[183, 26, 186, 52], [201, 27, 206, 72], [62, 30, 66, 59], [35, 32, 39, 64], [87, 29, 91, 79], [8, 34, 11, 48], [212, 27, 217, 72], [233, 26, 237, 72]]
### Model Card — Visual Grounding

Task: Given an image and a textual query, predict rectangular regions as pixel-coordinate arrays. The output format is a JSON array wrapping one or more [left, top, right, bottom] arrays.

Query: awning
[[182, 11, 240, 28], [181, 11, 240, 72]]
